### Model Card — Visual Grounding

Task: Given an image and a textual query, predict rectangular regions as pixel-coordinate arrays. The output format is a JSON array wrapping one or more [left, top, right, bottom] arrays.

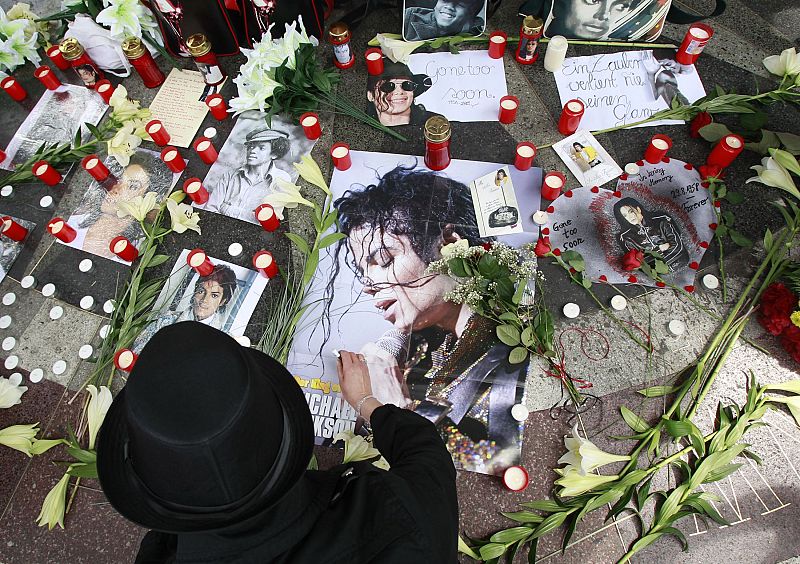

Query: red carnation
[[689, 112, 712, 138], [758, 282, 797, 336], [781, 324, 800, 363], [482, 242, 492, 251], [621, 249, 644, 271], [534, 236, 551, 257], [698, 164, 724, 182]]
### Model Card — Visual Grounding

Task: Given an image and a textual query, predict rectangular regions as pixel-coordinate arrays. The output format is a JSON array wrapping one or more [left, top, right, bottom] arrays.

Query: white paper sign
[[409, 50, 507, 122], [553, 50, 706, 131], [552, 130, 622, 188], [470, 166, 524, 237]]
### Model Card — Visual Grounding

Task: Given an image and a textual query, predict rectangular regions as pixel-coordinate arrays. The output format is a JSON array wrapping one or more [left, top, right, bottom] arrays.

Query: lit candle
[[193, 136, 218, 165], [254, 203, 280, 232], [514, 142, 537, 171], [503, 465, 529, 491], [299, 112, 322, 140], [1, 77, 27, 102], [365, 48, 384, 75], [541, 171, 565, 200], [34, 66, 61, 90], [331, 142, 352, 171], [146, 119, 171, 146], [1, 217, 28, 241], [47, 218, 77, 243], [33, 161, 62, 186], [532, 210, 549, 225], [706, 134, 744, 169], [187, 248, 214, 276], [498, 95, 519, 124], [183, 177, 209, 204], [644, 134, 672, 164], [488, 31, 507, 59], [81, 155, 110, 181], [47, 45, 70, 70], [95, 79, 115, 103], [253, 250, 279, 278], [675, 24, 714, 66], [114, 348, 137, 372], [543, 35, 568, 72], [109, 236, 139, 261], [160, 146, 186, 173], [205, 94, 228, 120], [558, 99, 584, 135]]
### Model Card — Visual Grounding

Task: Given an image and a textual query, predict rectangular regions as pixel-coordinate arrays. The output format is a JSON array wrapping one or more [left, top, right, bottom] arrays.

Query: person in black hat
[[366, 61, 440, 127], [97, 321, 458, 563]]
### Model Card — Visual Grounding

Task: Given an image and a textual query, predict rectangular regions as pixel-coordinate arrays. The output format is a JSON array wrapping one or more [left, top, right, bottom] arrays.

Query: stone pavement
[[0, 0, 799, 562]]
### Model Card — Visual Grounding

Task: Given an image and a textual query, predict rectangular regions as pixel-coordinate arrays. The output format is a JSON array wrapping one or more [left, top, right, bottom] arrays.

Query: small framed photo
[[403, 0, 488, 41]]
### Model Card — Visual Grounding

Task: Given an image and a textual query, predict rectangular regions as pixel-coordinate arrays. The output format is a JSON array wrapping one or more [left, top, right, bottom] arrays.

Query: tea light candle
[[254, 203, 280, 232], [514, 142, 537, 171], [95, 79, 115, 103], [47, 218, 77, 243], [187, 249, 214, 276], [532, 210, 549, 225], [160, 146, 186, 173], [331, 143, 352, 171], [39, 195, 53, 208], [33, 161, 62, 186], [1, 77, 27, 102], [610, 295, 628, 311], [702, 274, 720, 290], [1, 185, 12, 197], [498, 95, 519, 124], [644, 134, 672, 164], [563, 302, 580, 319], [668, 319, 686, 336], [47, 45, 70, 70], [78, 259, 93, 272], [193, 136, 218, 165], [300, 112, 322, 140], [81, 154, 110, 181], [183, 177, 209, 204], [624, 162, 640, 175], [558, 99, 584, 135], [253, 250, 279, 278], [503, 465, 529, 491], [543, 35, 568, 72], [205, 94, 228, 120], [109, 236, 139, 262], [488, 31, 507, 59], [675, 24, 714, 66], [42, 283, 56, 297], [365, 48, 384, 75], [541, 171, 566, 200], [114, 348, 137, 372], [34, 66, 61, 90], [80, 295, 94, 310], [1, 217, 28, 241], [706, 134, 744, 169], [510, 403, 529, 422], [146, 119, 171, 146]]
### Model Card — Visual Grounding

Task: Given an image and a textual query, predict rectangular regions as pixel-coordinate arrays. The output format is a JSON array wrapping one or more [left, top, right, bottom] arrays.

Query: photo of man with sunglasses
[[366, 61, 440, 127]]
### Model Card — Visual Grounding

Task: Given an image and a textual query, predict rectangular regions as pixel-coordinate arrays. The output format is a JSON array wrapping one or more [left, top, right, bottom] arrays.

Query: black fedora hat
[[367, 60, 433, 98], [97, 321, 313, 532]]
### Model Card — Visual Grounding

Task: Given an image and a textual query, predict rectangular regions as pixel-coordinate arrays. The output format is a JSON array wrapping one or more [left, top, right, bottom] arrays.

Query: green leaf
[[478, 253, 500, 278], [498, 312, 518, 323], [497, 324, 521, 346], [67, 462, 98, 479], [302, 249, 320, 286], [704, 463, 743, 484], [320, 210, 338, 232], [508, 346, 528, 364], [285, 232, 310, 255], [699, 123, 732, 142], [656, 484, 688, 523], [636, 477, 653, 511], [490, 526, 532, 544], [479, 543, 508, 560], [86, 123, 103, 141], [447, 258, 468, 277], [500, 510, 544, 524], [684, 498, 728, 525], [745, 129, 781, 155], [620, 406, 650, 433], [521, 499, 563, 512], [661, 526, 689, 551], [637, 385, 676, 398], [458, 535, 482, 560], [528, 537, 538, 563], [608, 485, 636, 519], [521, 326, 535, 347], [145, 254, 170, 269], [776, 131, 800, 155], [531, 510, 571, 539], [67, 447, 96, 464], [663, 417, 693, 438], [728, 229, 753, 248], [739, 110, 768, 131], [318, 232, 347, 249], [724, 191, 744, 204], [627, 532, 664, 556]]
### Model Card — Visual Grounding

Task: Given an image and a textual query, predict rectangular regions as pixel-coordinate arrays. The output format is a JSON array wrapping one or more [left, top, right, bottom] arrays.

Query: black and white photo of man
[[643, 49, 690, 107], [403, 0, 487, 41]]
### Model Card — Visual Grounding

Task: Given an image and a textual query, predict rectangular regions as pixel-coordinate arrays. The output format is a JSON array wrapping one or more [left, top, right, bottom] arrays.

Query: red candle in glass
[[205, 94, 228, 120], [114, 348, 137, 372], [34, 66, 61, 90], [81, 155, 110, 181], [187, 249, 214, 276], [253, 250, 279, 278], [300, 112, 322, 140], [0, 148, 6, 164], [514, 142, 537, 171], [146, 119, 171, 146], [1, 217, 28, 241], [558, 99, 584, 135], [183, 178, 209, 204], [109, 236, 139, 261], [541, 171, 565, 200], [675, 24, 714, 66], [706, 134, 745, 169], [122, 36, 165, 88], [193, 137, 218, 165], [424, 116, 451, 172], [160, 146, 186, 173], [33, 161, 62, 186], [644, 134, 672, 164], [47, 45, 70, 70], [60, 38, 105, 89], [1, 77, 27, 102], [255, 203, 280, 232], [503, 465, 529, 491], [331, 143, 352, 171], [488, 31, 507, 59], [498, 95, 519, 124], [47, 218, 77, 243], [365, 48, 384, 75], [95, 79, 115, 103]]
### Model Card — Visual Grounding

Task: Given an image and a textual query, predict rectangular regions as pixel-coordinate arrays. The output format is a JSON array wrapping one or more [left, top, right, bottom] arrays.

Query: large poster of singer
[[542, 0, 670, 41], [287, 150, 542, 476], [197, 111, 317, 224]]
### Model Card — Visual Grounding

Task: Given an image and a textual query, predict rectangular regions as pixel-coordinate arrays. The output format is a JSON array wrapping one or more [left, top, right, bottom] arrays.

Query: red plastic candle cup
[[81, 154, 110, 181], [488, 31, 507, 59], [255, 203, 280, 232], [675, 24, 714, 66], [146, 119, 171, 146], [0, 148, 6, 164], [498, 95, 519, 124], [558, 99, 585, 135], [205, 94, 228, 120], [47, 218, 77, 243], [95, 79, 115, 103], [193, 136, 218, 165], [114, 348, 137, 372], [331, 143, 352, 171], [514, 142, 537, 171], [706, 134, 745, 169], [109, 236, 139, 261], [183, 177, 209, 204], [300, 112, 322, 140], [47, 44, 70, 70], [33, 160, 62, 186], [160, 146, 186, 173], [253, 250, 279, 278], [503, 465, 529, 491], [1, 217, 28, 241], [541, 171, 566, 200], [187, 249, 214, 276], [34, 66, 61, 90], [644, 134, 672, 164], [365, 48, 384, 75], [1, 77, 27, 102]]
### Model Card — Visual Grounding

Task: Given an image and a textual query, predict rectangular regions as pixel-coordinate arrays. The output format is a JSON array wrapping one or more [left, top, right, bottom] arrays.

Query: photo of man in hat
[[366, 60, 439, 127], [403, 0, 487, 41]]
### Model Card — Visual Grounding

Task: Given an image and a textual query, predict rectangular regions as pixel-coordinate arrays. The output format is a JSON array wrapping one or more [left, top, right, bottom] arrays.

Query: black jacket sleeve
[[134, 530, 177, 564]]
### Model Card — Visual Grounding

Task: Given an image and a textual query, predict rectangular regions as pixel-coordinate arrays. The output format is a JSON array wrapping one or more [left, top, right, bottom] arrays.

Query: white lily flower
[[30, 438, 67, 455], [6, 3, 47, 41], [746, 156, 800, 199], [0, 375, 27, 408], [107, 122, 142, 167], [440, 239, 470, 260], [765, 379, 800, 394], [334, 429, 390, 468], [375, 33, 425, 64], [166, 198, 201, 234], [554, 467, 618, 497], [109, 85, 150, 123], [262, 178, 314, 220], [763, 47, 800, 78], [294, 154, 330, 196], [86, 385, 112, 450], [0, 7, 28, 39], [36, 473, 70, 529], [0, 422, 38, 456], [0, 36, 24, 72], [116, 191, 159, 221], [769, 148, 800, 177], [96, 0, 146, 39], [557, 424, 631, 476]]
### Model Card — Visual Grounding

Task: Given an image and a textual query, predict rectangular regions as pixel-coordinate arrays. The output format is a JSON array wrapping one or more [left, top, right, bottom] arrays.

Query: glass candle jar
[[122, 36, 165, 88], [60, 37, 105, 89], [186, 33, 226, 87], [328, 22, 355, 69], [424, 116, 452, 171], [515, 16, 543, 65]]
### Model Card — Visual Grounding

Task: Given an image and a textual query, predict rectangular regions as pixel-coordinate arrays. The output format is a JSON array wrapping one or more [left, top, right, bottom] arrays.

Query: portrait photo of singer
[[403, 0, 487, 41], [643, 49, 691, 107], [614, 196, 689, 269], [543, 0, 667, 41], [366, 62, 439, 127]]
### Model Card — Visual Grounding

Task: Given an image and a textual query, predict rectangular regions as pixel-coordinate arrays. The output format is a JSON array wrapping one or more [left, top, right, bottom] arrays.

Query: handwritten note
[[553, 50, 706, 131], [408, 51, 507, 122]]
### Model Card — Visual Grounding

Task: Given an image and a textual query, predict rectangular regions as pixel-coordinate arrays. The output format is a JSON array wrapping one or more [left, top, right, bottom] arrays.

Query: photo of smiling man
[[403, 0, 487, 41], [542, 0, 669, 41], [366, 61, 439, 127]]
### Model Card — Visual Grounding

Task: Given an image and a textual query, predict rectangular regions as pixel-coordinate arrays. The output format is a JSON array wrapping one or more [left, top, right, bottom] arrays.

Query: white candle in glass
[[544, 36, 568, 72]]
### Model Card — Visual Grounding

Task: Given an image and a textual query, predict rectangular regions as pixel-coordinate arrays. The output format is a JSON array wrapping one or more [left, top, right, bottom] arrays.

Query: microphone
[[375, 329, 410, 365]]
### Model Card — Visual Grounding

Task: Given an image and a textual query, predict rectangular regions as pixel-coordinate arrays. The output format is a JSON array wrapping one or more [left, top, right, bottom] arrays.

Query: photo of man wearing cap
[[403, 0, 487, 41], [366, 61, 440, 127]]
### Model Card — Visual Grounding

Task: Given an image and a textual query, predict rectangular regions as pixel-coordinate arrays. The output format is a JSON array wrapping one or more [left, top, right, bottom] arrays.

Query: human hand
[[337, 350, 382, 420], [359, 342, 412, 408]]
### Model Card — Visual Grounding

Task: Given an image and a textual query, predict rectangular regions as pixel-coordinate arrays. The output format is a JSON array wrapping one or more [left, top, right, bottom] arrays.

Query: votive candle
[[253, 250, 279, 278], [488, 31, 507, 59], [33, 161, 62, 186], [675, 24, 714, 66], [114, 348, 137, 372], [160, 146, 186, 173], [503, 465, 529, 491], [365, 48, 384, 75], [34, 66, 61, 90], [255, 203, 280, 232], [109, 236, 139, 261], [515, 142, 537, 171], [706, 134, 744, 169], [187, 248, 214, 276], [47, 218, 77, 243], [644, 134, 672, 164], [1, 217, 28, 241], [81, 155, 110, 181], [193, 136, 218, 165], [95, 79, 115, 103], [205, 94, 228, 120], [499, 95, 519, 124], [541, 171, 566, 200], [183, 178, 209, 204], [331, 143, 352, 171], [558, 99, 584, 135], [543, 35, 568, 72], [47, 45, 70, 70], [1, 77, 27, 102], [300, 112, 322, 140], [146, 119, 171, 146]]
